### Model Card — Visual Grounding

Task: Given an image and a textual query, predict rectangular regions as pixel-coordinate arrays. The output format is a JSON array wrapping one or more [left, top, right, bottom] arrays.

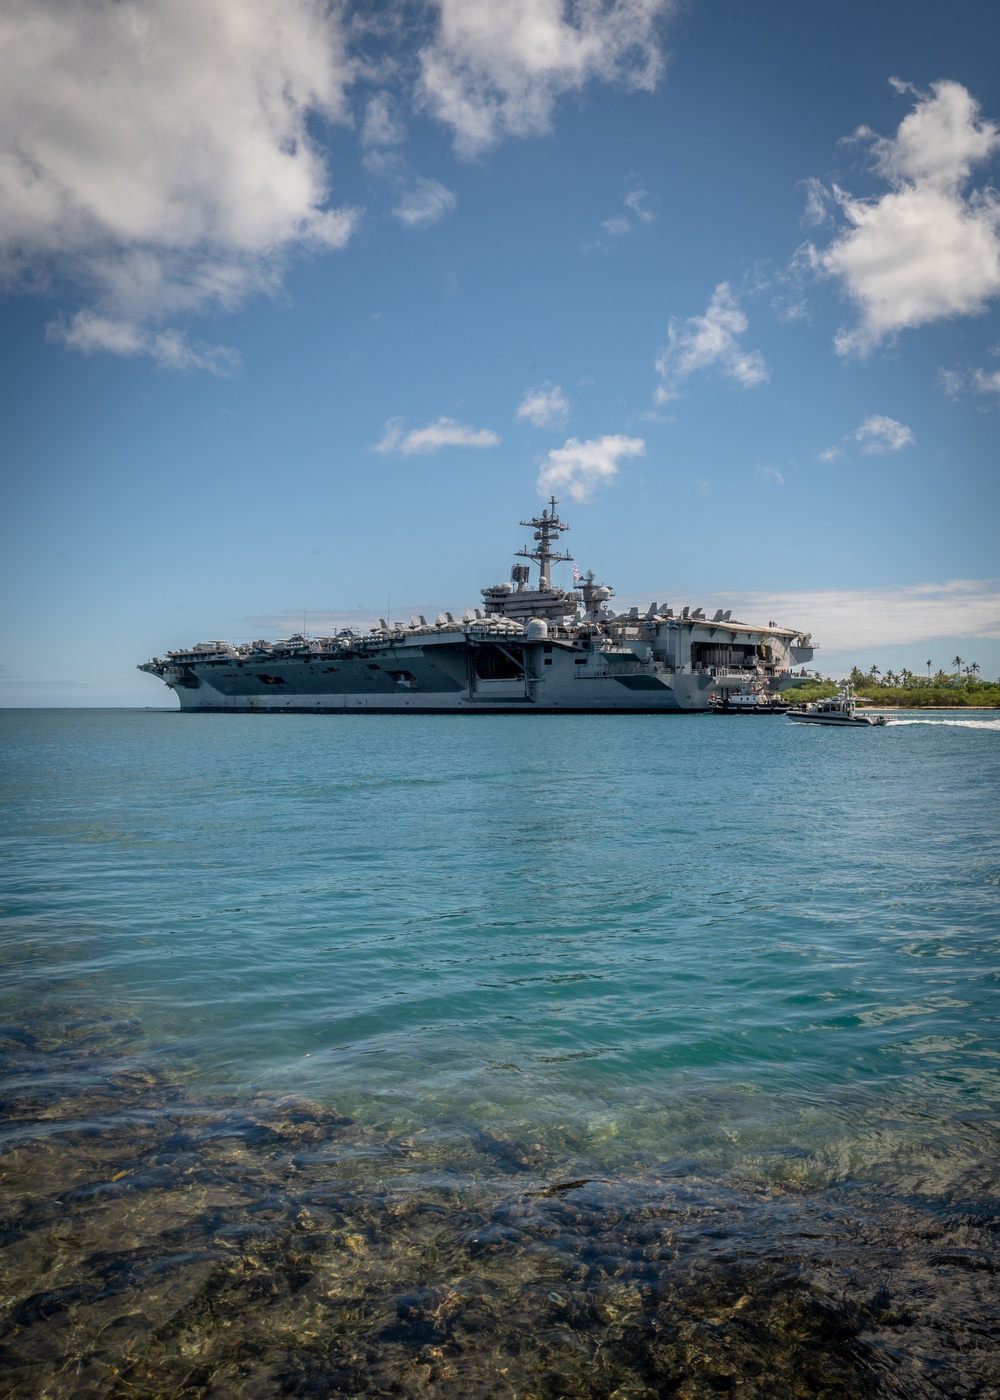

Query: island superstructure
[[139, 500, 816, 713]]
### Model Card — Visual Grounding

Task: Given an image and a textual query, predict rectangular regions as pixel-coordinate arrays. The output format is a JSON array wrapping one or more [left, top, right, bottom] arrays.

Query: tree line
[[786, 658, 1000, 708], [846, 657, 987, 689]]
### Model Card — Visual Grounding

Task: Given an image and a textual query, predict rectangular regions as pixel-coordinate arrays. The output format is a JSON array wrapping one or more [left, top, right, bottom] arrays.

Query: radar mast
[[516, 497, 573, 591]]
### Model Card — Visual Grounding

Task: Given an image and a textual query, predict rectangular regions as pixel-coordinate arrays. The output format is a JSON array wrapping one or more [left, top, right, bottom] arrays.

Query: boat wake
[[885, 715, 1000, 730]]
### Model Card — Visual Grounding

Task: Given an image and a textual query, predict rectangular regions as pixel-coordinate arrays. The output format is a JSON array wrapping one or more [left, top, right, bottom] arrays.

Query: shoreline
[[861, 704, 1000, 711], [860, 703, 1000, 710]]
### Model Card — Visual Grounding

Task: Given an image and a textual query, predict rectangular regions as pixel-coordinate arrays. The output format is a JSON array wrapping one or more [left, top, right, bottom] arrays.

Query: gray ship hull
[[153, 637, 713, 712]]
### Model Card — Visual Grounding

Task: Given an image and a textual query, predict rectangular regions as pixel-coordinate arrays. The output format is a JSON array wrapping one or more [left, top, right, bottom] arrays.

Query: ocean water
[[1, 708, 998, 1397]]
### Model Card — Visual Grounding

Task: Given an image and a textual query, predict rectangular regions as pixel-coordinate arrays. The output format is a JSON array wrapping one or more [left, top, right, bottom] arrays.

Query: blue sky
[[2, 0, 999, 705]]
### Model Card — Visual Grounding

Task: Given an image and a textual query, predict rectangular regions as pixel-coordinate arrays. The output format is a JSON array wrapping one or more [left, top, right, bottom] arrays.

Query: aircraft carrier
[[139, 500, 815, 713]]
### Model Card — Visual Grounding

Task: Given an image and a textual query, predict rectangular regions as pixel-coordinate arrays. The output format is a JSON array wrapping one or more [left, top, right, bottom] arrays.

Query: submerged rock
[[0, 1033, 998, 1398]]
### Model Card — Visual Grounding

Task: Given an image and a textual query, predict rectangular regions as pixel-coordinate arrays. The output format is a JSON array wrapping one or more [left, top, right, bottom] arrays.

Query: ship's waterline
[[139, 499, 816, 712]]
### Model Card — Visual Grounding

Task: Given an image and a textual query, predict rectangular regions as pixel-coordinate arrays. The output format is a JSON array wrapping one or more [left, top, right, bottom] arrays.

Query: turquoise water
[[3, 707, 999, 1182], [2, 707, 999, 1394]]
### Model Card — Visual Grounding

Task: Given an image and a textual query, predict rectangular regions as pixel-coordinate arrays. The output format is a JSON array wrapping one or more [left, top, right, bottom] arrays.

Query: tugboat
[[710, 679, 790, 715], [786, 685, 888, 726]]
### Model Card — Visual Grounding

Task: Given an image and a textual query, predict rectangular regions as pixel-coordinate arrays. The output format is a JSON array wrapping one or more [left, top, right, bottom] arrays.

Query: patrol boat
[[787, 686, 888, 726], [139, 500, 816, 714]]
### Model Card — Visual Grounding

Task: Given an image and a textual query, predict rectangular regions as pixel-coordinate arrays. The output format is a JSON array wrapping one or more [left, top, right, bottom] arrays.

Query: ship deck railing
[[576, 661, 663, 679]]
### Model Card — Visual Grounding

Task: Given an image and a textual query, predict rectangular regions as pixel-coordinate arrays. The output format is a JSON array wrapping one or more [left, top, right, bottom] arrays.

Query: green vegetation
[[784, 661, 1000, 709]]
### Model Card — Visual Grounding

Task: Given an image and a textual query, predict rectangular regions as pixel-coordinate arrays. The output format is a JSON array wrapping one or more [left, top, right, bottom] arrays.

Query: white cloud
[[418, 0, 670, 157], [757, 464, 785, 485], [615, 579, 1000, 651], [2, 2, 676, 364], [770, 241, 815, 322], [800, 176, 832, 227], [517, 383, 570, 428], [938, 367, 967, 398], [361, 92, 407, 153], [937, 355, 1000, 399], [47, 313, 241, 375], [817, 414, 914, 459], [808, 80, 1000, 356], [654, 283, 769, 402], [360, 89, 457, 229], [392, 178, 458, 228], [584, 185, 655, 250], [624, 187, 654, 223], [0, 0, 357, 363], [374, 416, 500, 455], [854, 414, 915, 453], [536, 433, 644, 502], [972, 366, 1000, 395], [746, 580, 1000, 650]]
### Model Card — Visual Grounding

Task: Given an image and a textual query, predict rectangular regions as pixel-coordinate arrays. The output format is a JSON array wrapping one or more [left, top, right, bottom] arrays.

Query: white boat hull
[[787, 711, 887, 726]]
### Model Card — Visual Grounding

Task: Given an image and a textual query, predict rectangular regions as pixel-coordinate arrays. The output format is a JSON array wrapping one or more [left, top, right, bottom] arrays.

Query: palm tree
[[926, 659, 932, 681], [969, 662, 980, 680], [952, 655, 963, 674]]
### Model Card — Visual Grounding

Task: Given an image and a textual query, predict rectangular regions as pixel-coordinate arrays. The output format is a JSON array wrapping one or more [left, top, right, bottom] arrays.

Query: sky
[[2, 0, 999, 706]]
